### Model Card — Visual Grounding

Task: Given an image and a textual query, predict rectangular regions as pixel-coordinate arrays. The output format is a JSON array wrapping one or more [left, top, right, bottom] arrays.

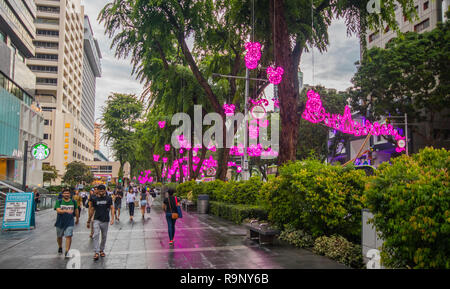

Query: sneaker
[[169, 241, 173, 246], [93, 253, 99, 261], [58, 247, 63, 254], [64, 251, 69, 259]]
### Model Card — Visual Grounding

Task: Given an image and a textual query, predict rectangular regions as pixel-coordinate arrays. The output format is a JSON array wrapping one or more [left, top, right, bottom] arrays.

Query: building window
[[423, 1, 429, 10], [414, 18, 430, 32], [44, 119, 49, 125], [43, 133, 49, 139], [37, 5, 60, 13], [35, 54, 58, 61], [28, 65, 58, 73], [36, 78, 57, 85], [35, 18, 59, 25]]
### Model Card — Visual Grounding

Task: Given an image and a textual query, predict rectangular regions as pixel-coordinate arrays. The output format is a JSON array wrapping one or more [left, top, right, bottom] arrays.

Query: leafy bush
[[313, 235, 364, 268], [364, 147, 450, 269], [278, 224, 314, 248], [176, 180, 199, 199], [209, 201, 268, 224], [261, 159, 366, 242]]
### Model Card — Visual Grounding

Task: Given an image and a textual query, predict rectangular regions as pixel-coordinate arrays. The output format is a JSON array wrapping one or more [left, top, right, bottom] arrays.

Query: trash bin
[[197, 194, 209, 214]]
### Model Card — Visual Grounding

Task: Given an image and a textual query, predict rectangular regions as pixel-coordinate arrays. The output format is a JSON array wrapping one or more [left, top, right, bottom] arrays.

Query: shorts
[[114, 202, 121, 209], [140, 200, 147, 207], [56, 226, 74, 238]]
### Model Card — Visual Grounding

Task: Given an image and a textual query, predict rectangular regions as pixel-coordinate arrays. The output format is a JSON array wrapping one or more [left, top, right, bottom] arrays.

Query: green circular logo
[[32, 143, 50, 160]]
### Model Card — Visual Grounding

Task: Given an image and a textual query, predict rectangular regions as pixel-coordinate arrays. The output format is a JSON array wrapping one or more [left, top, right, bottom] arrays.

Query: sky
[[81, 1, 361, 159]]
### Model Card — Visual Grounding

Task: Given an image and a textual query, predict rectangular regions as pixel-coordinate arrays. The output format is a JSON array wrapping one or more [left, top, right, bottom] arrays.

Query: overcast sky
[[82, 1, 361, 159]]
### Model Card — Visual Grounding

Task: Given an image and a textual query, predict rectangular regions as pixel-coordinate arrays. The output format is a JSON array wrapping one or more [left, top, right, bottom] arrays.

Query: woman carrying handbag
[[162, 188, 179, 246]]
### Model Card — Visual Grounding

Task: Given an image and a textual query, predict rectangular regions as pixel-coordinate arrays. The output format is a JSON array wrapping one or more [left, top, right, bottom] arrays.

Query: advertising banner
[[1, 192, 35, 231]]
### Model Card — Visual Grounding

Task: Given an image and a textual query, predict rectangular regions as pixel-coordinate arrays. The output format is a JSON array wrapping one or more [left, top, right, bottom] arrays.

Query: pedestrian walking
[[162, 188, 179, 246], [87, 188, 97, 238], [81, 190, 88, 208], [87, 184, 114, 261], [126, 189, 136, 222], [113, 186, 124, 221], [73, 190, 83, 215], [139, 188, 149, 219], [54, 188, 79, 258], [33, 188, 40, 211]]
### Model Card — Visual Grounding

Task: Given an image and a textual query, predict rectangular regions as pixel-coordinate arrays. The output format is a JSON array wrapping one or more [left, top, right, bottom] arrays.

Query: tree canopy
[[349, 17, 450, 147]]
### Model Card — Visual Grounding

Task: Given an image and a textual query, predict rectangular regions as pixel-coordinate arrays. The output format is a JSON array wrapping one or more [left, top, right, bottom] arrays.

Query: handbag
[[175, 197, 183, 218], [168, 196, 178, 220]]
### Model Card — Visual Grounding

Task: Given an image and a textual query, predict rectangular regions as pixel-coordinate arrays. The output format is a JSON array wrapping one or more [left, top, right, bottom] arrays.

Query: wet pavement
[[0, 198, 348, 269]]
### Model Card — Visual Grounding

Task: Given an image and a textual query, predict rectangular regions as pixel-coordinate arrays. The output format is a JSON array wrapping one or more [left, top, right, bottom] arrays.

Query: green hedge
[[209, 201, 268, 224], [260, 159, 366, 242], [313, 235, 364, 268], [364, 147, 450, 269]]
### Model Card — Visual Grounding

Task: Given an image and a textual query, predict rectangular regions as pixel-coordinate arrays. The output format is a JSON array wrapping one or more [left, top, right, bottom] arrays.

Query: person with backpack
[[162, 188, 180, 246], [87, 184, 114, 261], [54, 188, 79, 258]]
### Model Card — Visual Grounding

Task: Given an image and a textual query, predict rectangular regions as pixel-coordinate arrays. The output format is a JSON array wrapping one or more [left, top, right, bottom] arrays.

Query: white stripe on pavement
[[30, 245, 251, 259]]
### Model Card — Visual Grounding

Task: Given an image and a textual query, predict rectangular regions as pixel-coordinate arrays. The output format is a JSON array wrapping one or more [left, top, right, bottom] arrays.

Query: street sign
[[1, 192, 35, 231], [397, 139, 406, 149], [31, 143, 50, 160]]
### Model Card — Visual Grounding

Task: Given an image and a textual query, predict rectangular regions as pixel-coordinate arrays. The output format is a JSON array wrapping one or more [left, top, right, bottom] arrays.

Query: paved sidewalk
[[0, 199, 348, 269]]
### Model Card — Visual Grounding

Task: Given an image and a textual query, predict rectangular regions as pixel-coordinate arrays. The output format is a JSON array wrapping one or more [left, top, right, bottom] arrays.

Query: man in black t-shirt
[[87, 184, 114, 261]]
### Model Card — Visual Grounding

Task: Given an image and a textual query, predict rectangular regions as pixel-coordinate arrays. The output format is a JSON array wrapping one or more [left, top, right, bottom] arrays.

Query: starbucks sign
[[31, 143, 50, 160]]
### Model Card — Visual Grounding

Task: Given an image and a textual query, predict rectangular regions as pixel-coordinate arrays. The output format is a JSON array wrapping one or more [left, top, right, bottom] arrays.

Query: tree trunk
[[271, 0, 300, 164]]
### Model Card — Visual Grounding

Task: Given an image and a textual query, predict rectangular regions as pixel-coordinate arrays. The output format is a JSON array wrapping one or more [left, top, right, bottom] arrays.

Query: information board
[[1, 192, 35, 231]]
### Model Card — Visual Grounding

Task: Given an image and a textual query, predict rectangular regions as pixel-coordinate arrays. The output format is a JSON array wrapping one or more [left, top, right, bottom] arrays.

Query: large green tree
[[349, 17, 450, 147], [62, 161, 94, 187], [101, 93, 143, 177], [99, 0, 416, 173]]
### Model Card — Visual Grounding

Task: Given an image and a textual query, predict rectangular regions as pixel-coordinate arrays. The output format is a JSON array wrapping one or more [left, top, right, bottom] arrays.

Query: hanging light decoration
[[244, 42, 261, 70], [267, 66, 284, 85]]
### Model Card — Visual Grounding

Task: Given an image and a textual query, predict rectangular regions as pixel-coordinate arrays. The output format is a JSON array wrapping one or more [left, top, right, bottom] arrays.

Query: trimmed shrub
[[278, 224, 314, 248], [364, 147, 450, 269], [209, 201, 268, 224], [261, 159, 366, 242], [313, 235, 364, 268], [176, 180, 199, 199]]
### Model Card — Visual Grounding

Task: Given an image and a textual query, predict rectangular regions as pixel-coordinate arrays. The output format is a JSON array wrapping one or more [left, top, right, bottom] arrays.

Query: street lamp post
[[22, 140, 28, 192]]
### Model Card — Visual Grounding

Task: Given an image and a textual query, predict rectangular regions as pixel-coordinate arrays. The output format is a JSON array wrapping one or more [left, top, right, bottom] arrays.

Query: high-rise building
[[81, 16, 101, 133], [367, 0, 448, 49], [0, 0, 44, 189], [30, 0, 95, 184]]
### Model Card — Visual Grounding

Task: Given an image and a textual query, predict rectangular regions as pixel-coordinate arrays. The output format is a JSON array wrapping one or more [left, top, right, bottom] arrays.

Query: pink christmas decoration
[[165, 144, 171, 152], [153, 155, 160, 162], [272, 98, 279, 108], [158, 121, 165, 128], [302, 90, 405, 152], [162, 157, 168, 163], [244, 42, 261, 70], [267, 66, 284, 85], [223, 104, 236, 116]]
